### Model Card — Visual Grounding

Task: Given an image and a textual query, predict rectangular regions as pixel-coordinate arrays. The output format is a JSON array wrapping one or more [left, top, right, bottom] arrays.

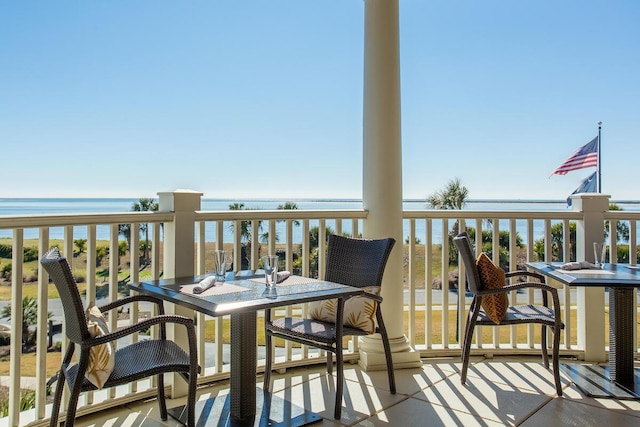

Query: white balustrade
[[0, 194, 638, 425]]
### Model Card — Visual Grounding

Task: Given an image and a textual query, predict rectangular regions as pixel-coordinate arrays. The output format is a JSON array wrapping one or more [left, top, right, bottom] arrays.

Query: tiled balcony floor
[[73, 356, 640, 427]]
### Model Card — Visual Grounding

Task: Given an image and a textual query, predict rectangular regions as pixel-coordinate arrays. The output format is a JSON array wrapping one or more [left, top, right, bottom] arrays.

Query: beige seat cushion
[[475, 253, 508, 324], [309, 286, 380, 334], [85, 304, 115, 389]]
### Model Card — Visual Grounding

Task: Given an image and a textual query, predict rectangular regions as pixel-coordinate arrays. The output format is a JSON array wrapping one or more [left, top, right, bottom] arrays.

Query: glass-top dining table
[[526, 262, 640, 400], [129, 271, 364, 426]]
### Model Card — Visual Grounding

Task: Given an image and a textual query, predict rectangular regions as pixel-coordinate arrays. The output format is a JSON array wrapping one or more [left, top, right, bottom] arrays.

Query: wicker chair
[[41, 248, 200, 427], [453, 232, 564, 396], [263, 234, 396, 419]]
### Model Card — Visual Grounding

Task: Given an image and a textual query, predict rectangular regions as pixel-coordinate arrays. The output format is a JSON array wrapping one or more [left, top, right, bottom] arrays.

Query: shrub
[[0, 389, 36, 417], [0, 245, 39, 262], [23, 247, 38, 263], [0, 244, 10, 259], [19, 389, 36, 412], [616, 245, 629, 264], [0, 264, 10, 280]]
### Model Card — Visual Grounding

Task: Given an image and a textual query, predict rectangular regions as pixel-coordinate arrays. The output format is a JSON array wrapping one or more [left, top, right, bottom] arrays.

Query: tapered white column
[[360, 0, 421, 370]]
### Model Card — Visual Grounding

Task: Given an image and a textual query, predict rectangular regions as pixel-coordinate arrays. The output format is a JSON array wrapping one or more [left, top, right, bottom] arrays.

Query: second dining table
[[526, 262, 640, 400], [129, 270, 364, 427]]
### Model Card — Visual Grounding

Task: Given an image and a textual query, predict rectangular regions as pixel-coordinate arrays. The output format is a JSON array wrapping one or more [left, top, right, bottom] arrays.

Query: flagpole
[[597, 121, 602, 192]]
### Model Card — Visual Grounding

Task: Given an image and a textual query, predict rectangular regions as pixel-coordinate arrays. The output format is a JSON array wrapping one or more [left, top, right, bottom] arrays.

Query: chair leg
[[187, 364, 198, 427], [263, 331, 272, 391], [540, 325, 549, 369], [49, 371, 65, 427], [157, 374, 167, 421], [461, 301, 480, 385], [63, 377, 84, 427], [552, 326, 563, 396], [332, 297, 345, 420], [376, 308, 396, 394], [334, 348, 343, 420], [326, 352, 333, 374]]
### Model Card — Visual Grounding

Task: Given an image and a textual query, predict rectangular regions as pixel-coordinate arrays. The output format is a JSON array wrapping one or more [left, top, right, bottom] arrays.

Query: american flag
[[550, 136, 599, 176]]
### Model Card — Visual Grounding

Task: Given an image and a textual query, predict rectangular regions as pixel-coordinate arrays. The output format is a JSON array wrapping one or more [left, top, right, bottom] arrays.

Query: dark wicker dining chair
[[453, 232, 564, 396], [263, 234, 396, 419], [41, 248, 200, 427]]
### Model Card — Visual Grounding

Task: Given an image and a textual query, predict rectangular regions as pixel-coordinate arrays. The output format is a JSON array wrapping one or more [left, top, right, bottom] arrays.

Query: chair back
[[453, 232, 483, 294], [324, 234, 395, 289], [40, 248, 91, 344]]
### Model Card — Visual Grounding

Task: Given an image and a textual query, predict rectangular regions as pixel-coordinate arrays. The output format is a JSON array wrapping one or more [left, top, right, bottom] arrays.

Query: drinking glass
[[263, 255, 279, 288], [214, 250, 227, 282], [593, 242, 606, 269]]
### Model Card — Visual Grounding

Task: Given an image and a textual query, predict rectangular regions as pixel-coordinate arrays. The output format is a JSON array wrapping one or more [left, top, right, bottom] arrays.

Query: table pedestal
[[167, 389, 322, 426], [230, 311, 258, 424], [562, 287, 639, 400], [168, 310, 322, 426], [561, 364, 640, 399], [609, 287, 636, 386]]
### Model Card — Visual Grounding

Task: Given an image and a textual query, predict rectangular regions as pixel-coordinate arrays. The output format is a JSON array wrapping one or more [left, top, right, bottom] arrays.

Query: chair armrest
[[505, 270, 545, 282], [479, 281, 556, 295], [478, 281, 560, 311], [84, 314, 196, 348], [97, 294, 166, 316]]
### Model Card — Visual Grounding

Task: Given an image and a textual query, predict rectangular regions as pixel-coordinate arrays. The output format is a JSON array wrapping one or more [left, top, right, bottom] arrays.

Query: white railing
[[0, 198, 638, 426]]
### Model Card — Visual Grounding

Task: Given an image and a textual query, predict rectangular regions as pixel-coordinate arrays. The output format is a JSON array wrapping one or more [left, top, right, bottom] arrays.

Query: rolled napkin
[[560, 261, 595, 270], [277, 271, 291, 283], [193, 276, 218, 294]]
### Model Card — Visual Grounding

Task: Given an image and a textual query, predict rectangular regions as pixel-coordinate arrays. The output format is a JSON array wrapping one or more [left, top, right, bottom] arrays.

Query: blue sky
[[1, 1, 638, 201]]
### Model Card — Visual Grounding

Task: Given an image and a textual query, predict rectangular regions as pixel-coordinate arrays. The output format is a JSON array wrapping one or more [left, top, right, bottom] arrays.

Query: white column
[[360, 0, 421, 370], [158, 189, 203, 396], [571, 193, 609, 362]]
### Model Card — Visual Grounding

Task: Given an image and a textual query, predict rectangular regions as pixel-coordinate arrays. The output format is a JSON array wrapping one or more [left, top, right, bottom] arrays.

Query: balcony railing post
[[571, 193, 610, 362], [158, 189, 202, 397]]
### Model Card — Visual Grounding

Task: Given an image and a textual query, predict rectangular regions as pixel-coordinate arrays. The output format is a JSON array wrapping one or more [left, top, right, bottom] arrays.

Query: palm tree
[[119, 198, 159, 265], [426, 178, 470, 264], [132, 198, 159, 263], [228, 203, 265, 242], [426, 177, 469, 211], [277, 202, 301, 227]]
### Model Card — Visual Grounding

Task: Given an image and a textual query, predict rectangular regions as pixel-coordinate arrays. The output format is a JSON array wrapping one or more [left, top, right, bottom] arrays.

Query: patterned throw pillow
[[475, 253, 508, 324], [85, 304, 115, 389], [309, 286, 380, 334]]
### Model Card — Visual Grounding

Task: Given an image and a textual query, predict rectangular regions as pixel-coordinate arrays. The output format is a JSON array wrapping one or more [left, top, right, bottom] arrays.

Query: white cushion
[[85, 304, 115, 389], [309, 286, 380, 334]]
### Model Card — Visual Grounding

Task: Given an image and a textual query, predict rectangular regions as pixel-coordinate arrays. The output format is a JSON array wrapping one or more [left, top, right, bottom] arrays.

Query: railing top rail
[[0, 211, 173, 230], [195, 209, 368, 221], [604, 211, 640, 219], [0, 207, 607, 230], [402, 209, 584, 220]]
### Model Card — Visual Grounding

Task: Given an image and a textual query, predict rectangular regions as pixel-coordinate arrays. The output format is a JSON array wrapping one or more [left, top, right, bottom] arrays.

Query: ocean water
[[1, 198, 638, 244]]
